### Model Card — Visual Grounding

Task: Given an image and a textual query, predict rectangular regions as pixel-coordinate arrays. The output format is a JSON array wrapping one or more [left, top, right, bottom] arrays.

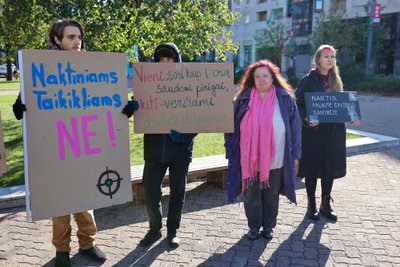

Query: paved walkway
[[0, 94, 400, 266]]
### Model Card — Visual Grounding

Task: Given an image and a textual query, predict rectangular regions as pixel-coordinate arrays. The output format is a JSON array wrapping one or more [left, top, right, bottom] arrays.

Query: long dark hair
[[47, 19, 85, 50], [236, 60, 295, 99]]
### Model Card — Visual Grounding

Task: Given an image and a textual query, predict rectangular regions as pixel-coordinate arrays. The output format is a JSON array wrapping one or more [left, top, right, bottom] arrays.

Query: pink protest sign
[[19, 49, 131, 221], [133, 62, 234, 133]]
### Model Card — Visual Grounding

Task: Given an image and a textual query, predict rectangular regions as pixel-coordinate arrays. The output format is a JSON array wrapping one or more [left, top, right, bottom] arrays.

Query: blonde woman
[[295, 45, 360, 222]]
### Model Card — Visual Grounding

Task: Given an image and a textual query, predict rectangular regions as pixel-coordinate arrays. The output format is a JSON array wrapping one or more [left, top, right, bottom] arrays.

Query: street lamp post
[[291, 1, 297, 77], [365, 0, 376, 77]]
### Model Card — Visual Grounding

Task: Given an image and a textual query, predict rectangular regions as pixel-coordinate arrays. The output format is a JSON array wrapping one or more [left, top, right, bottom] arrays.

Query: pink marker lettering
[[82, 115, 102, 156], [56, 118, 80, 161], [106, 111, 116, 148]]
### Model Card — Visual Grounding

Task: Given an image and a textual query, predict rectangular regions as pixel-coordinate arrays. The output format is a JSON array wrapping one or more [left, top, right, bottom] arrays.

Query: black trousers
[[243, 168, 283, 231], [142, 160, 189, 235], [305, 176, 334, 197]]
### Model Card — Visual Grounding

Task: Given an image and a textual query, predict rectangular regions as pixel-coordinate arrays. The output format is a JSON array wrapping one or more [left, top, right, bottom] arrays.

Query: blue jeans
[[243, 168, 283, 231], [143, 160, 189, 235]]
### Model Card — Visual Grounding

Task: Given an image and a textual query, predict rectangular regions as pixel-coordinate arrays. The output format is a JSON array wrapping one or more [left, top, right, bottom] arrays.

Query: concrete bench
[[131, 154, 228, 203]]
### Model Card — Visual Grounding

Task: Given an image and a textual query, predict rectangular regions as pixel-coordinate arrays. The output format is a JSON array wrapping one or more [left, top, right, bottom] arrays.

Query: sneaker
[[79, 245, 107, 262], [168, 235, 180, 248], [246, 228, 259, 240], [54, 251, 71, 267], [262, 228, 273, 240], [138, 230, 162, 247]]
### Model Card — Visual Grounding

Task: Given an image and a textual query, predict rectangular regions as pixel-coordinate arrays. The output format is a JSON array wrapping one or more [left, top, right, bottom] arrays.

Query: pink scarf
[[240, 86, 276, 190]]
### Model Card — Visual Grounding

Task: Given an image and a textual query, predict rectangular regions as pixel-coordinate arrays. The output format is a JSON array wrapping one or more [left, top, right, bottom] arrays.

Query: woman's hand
[[305, 118, 319, 127], [351, 119, 361, 126]]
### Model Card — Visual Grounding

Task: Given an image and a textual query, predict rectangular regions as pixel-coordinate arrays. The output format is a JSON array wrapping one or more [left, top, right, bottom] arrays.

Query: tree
[[310, 5, 390, 67], [254, 18, 289, 68], [0, 0, 49, 80], [30, 0, 239, 61], [309, 7, 354, 56]]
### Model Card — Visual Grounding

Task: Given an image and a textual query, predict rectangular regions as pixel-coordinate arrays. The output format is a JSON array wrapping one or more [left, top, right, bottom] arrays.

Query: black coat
[[144, 133, 195, 163], [295, 72, 346, 179], [144, 43, 195, 163]]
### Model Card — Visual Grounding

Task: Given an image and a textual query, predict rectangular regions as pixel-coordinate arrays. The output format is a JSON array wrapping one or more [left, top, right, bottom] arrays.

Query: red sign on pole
[[288, 29, 295, 38], [373, 3, 381, 23]]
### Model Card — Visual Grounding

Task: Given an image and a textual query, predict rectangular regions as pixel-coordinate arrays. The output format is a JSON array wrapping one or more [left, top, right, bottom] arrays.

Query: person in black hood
[[123, 43, 196, 249]]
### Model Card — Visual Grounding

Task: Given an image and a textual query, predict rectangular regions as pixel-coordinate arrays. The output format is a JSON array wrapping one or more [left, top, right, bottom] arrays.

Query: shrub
[[287, 76, 300, 88], [338, 62, 365, 88], [348, 77, 400, 95]]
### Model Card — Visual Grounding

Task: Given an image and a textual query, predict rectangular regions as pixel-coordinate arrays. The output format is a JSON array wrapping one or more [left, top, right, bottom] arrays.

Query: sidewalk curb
[[0, 185, 25, 209], [346, 129, 400, 155]]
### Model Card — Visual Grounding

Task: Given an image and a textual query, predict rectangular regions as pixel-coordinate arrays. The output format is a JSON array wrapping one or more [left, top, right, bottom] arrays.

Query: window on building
[[258, 0, 267, 3], [271, 8, 283, 20], [293, 0, 313, 36], [244, 41, 252, 66], [245, 0, 251, 5], [244, 14, 250, 23], [287, 0, 292, 17], [257, 11, 267, 21], [315, 0, 323, 12], [234, 0, 242, 8]]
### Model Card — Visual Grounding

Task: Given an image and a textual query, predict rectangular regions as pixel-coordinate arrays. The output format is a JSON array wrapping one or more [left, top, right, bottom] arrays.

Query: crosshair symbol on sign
[[96, 166, 123, 199]]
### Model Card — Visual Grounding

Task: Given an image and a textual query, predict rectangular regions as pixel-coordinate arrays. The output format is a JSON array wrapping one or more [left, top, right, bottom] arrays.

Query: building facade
[[230, 0, 400, 77]]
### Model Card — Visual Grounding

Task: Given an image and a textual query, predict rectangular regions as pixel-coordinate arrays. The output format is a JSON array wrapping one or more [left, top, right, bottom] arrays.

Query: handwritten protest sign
[[19, 49, 131, 221], [305, 91, 361, 123], [133, 62, 234, 133], [0, 110, 9, 176]]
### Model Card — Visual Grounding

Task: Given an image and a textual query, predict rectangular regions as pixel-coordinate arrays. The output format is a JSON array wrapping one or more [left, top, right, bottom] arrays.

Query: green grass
[[346, 132, 362, 139], [0, 80, 20, 91], [129, 128, 225, 166], [1, 95, 25, 187]]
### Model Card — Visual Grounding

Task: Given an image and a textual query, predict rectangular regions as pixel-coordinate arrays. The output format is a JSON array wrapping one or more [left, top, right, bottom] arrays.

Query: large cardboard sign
[[19, 49, 132, 221], [0, 110, 9, 176], [133, 62, 234, 133], [305, 91, 361, 123]]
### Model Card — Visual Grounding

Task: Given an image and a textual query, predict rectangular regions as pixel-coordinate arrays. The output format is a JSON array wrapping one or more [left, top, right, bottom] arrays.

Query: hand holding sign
[[305, 92, 361, 123], [12, 98, 27, 120], [122, 96, 140, 118]]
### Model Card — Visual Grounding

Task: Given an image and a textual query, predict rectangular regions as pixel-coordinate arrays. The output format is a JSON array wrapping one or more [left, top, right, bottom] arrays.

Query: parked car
[[0, 64, 18, 79], [0, 65, 7, 78]]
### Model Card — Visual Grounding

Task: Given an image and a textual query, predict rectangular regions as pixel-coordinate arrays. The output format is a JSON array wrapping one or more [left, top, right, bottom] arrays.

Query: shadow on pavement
[[0, 206, 25, 223], [113, 238, 169, 266], [95, 182, 228, 231], [266, 217, 331, 266], [199, 235, 269, 266], [95, 175, 309, 232], [198, 217, 331, 266]]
